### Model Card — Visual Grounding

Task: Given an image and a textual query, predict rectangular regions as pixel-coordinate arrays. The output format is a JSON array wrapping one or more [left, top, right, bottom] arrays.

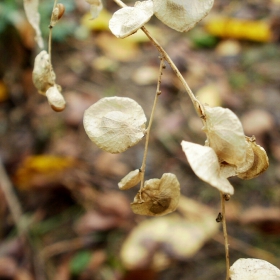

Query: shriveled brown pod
[[237, 137, 269, 180], [131, 173, 180, 216], [50, 3, 65, 27]]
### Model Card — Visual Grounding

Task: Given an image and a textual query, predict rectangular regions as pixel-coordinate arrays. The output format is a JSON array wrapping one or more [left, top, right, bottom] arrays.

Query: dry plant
[[23, 0, 276, 279]]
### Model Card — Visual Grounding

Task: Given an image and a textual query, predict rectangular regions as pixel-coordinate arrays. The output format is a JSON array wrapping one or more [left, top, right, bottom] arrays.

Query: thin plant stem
[[139, 57, 165, 192], [220, 191, 230, 280], [113, 0, 204, 118], [48, 0, 58, 63]]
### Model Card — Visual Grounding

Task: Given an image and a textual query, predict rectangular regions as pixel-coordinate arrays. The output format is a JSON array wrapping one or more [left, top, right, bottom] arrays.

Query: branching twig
[[113, 0, 205, 118], [140, 57, 165, 192]]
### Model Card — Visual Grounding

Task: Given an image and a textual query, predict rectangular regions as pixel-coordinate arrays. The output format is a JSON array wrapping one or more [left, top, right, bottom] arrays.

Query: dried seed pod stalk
[[83, 97, 147, 153], [131, 173, 180, 216]]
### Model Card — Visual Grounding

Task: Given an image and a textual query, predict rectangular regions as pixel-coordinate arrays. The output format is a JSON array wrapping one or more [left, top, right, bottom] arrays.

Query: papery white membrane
[[181, 141, 234, 194]]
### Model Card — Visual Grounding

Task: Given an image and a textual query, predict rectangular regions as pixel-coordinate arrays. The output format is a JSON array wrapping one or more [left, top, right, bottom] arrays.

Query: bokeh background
[[0, 0, 280, 279]]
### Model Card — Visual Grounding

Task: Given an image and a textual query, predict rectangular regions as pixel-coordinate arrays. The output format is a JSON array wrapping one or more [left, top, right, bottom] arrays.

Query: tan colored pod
[[83, 97, 147, 154], [237, 137, 269, 180], [50, 3, 65, 27], [131, 173, 180, 216], [118, 169, 142, 190], [45, 85, 66, 112], [32, 50, 56, 94]]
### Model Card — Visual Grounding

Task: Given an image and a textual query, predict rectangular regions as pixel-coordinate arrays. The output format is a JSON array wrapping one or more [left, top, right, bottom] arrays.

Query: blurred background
[[0, 0, 280, 279]]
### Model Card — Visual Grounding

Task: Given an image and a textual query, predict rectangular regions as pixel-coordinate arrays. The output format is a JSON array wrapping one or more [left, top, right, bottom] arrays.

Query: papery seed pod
[[153, 0, 214, 32], [50, 4, 65, 27], [236, 138, 255, 173], [131, 173, 180, 216], [83, 97, 147, 153], [45, 85, 66, 112], [230, 258, 280, 280], [32, 50, 56, 94], [118, 169, 142, 190], [86, 0, 103, 19], [109, 0, 154, 38], [202, 105, 247, 166], [237, 137, 269, 180]]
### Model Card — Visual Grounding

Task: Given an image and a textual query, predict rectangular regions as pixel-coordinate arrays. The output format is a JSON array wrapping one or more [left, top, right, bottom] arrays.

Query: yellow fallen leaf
[[0, 80, 8, 102], [13, 155, 76, 190], [95, 33, 140, 62], [205, 17, 272, 42], [81, 9, 111, 31]]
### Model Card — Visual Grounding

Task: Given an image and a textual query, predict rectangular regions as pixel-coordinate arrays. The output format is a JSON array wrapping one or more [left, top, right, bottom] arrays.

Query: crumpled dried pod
[[230, 258, 280, 280], [203, 105, 247, 166], [153, 0, 214, 32], [86, 0, 103, 19], [181, 141, 234, 195], [50, 3, 65, 27], [109, 0, 154, 38], [83, 97, 147, 153], [45, 85, 66, 112], [237, 137, 269, 180], [118, 169, 142, 190], [32, 50, 56, 94], [235, 138, 255, 173], [131, 173, 180, 216]]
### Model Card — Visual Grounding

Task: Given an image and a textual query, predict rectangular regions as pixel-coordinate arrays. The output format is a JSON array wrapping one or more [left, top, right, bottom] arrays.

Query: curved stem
[[139, 57, 165, 192], [220, 192, 230, 280], [113, 0, 205, 118]]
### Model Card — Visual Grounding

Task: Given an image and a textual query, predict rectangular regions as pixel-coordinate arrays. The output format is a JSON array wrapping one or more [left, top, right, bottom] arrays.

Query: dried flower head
[[83, 97, 147, 153], [153, 0, 214, 32], [131, 173, 180, 216], [109, 0, 154, 38]]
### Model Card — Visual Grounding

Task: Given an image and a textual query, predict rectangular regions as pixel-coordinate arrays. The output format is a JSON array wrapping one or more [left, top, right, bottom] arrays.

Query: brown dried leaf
[[131, 173, 180, 216]]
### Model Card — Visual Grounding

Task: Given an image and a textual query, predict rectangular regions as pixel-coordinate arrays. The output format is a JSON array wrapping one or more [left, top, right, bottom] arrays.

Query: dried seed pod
[[50, 3, 65, 27], [202, 105, 247, 166], [153, 0, 214, 32], [109, 0, 154, 38], [237, 137, 269, 180], [83, 97, 147, 153], [230, 258, 280, 280], [236, 138, 255, 173], [32, 50, 56, 94], [45, 85, 66, 112], [86, 0, 103, 19], [181, 141, 234, 195], [131, 173, 180, 216], [118, 169, 142, 190]]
